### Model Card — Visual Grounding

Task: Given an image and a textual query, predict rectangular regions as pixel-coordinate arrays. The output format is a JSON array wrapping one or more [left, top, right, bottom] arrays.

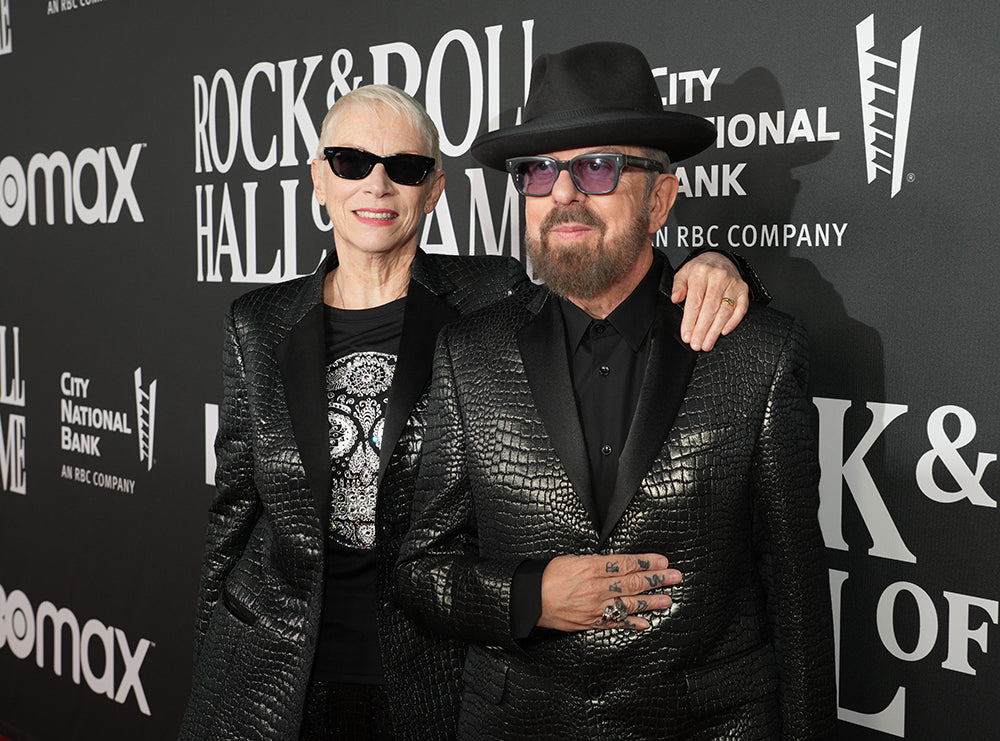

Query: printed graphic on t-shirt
[[326, 351, 395, 549]]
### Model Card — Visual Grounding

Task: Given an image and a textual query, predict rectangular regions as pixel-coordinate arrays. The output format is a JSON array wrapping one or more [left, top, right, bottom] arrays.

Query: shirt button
[[599, 365, 610, 376], [588, 683, 604, 700], [601, 445, 612, 456], [593, 323, 607, 335]]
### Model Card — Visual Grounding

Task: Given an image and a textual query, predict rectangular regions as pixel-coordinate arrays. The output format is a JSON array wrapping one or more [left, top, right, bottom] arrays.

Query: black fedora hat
[[471, 41, 717, 171]]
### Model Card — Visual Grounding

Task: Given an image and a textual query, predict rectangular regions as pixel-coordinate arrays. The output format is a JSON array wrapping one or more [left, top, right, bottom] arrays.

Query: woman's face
[[311, 105, 445, 262]]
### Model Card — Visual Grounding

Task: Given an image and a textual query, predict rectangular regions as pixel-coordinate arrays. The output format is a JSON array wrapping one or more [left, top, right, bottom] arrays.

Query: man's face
[[523, 145, 676, 301]]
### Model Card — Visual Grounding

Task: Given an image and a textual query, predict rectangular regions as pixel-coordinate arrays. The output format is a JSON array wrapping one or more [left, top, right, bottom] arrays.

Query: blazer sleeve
[[750, 318, 836, 739], [681, 247, 772, 304], [192, 308, 262, 660], [503, 255, 532, 295], [395, 328, 523, 651]]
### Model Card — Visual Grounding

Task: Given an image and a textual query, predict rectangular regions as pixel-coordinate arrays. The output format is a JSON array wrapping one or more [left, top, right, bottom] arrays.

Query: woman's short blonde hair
[[315, 84, 441, 169]]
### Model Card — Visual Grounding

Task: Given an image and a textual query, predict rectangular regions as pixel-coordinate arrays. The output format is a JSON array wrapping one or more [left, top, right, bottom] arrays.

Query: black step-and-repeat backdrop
[[1, 1, 997, 738]]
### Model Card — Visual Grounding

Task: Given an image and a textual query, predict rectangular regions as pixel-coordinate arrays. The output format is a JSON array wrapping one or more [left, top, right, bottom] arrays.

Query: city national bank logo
[[0, 143, 144, 227], [0, 583, 153, 716], [856, 14, 922, 198], [1, 325, 26, 495], [134, 367, 156, 471], [59, 367, 158, 494], [0, 0, 11, 56]]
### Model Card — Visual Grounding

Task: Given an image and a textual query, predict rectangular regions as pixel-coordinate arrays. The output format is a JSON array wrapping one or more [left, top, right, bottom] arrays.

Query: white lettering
[[0, 326, 25, 406], [36, 602, 81, 682], [1, 147, 143, 227], [941, 592, 998, 675], [0, 156, 27, 226], [278, 55, 322, 167], [195, 184, 215, 280], [71, 147, 107, 224], [465, 168, 520, 259], [241, 63, 278, 171], [106, 145, 144, 222], [650, 66, 721, 105], [916, 405, 996, 507], [205, 403, 218, 486], [0, 0, 11, 55], [114, 628, 152, 715], [425, 30, 484, 157], [675, 164, 746, 198], [0, 413, 26, 493], [208, 69, 239, 173], [28, 151, 72, 225], [240, 182, 282, 282], [0, 328, 26, 494], [193, 75, 211, 173], [710, 107, 841, 150], [815, 398, 916, 562], [81, 618, 114, 698], [369, 42, 421, 95], [196, 180, 313, 284], [877, 582, 937, 661], [830, 570, 907, 736], [59, 372, 90, 398], [420, 190, 459, 255], [2, 587, 36, 659], [61, 427, 101, 456], [0, 584, 153, 715]]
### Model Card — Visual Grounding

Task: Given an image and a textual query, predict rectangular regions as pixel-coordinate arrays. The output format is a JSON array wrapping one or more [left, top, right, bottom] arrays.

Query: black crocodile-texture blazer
[[397, 261, 836, 740], [178, 248, 527, 741]]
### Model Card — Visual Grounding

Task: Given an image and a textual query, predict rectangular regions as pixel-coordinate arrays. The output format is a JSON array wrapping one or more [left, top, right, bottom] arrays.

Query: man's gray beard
[[526, 204, 650, 300]]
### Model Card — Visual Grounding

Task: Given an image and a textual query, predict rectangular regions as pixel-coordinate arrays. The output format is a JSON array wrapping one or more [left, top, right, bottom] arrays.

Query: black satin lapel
[[276, 303, 331, 523], [598, 299, 697, 546], [378, 281, 458, 483], [518, 296, 597, 526]]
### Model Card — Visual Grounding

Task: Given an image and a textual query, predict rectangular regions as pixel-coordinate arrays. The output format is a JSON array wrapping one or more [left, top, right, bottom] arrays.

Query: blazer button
[[587, 683, 603, 701]]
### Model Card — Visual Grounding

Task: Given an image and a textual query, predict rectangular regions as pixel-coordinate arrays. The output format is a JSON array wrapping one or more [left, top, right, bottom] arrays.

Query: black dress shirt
[[510, 252, 664, 638], [559, 255, 661, 524]]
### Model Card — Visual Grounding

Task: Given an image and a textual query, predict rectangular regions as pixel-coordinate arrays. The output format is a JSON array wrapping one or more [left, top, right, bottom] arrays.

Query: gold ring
[[721, 297, 736, 307]]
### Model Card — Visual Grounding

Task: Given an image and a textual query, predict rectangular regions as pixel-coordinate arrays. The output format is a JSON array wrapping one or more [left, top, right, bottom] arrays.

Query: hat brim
[[470, 108, 717, 171]]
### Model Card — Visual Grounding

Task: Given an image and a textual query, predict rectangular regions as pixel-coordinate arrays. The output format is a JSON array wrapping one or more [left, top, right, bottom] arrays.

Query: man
[[179, 83, 760, 741], [396, 42, 836, 739]]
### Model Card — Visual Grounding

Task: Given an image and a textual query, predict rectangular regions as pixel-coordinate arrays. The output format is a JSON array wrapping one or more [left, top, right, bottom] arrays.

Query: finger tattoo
[[637, 558, 651, 570], [609, 580, 623, 593], [637, 599, 648, 611], [605, 561, 620, 573], [644, 573, 667, 588]]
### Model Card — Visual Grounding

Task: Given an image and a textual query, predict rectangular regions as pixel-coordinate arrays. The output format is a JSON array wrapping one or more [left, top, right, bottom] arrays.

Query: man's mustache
[[539, 204, 605, 239]]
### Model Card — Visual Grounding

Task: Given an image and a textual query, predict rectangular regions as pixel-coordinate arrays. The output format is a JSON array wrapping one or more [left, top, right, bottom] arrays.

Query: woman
[[180, 84, 756, 741]]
